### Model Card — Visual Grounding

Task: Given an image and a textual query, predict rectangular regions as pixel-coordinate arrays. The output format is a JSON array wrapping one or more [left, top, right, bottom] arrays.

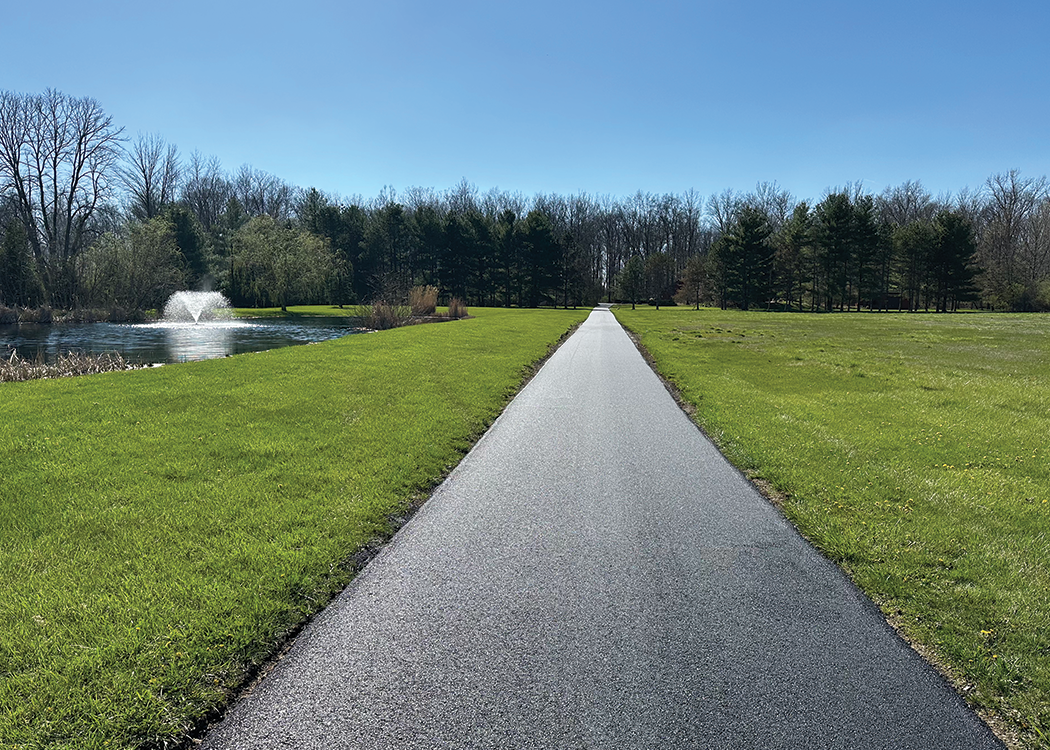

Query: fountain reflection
[[162, 322, 237, 361], [156, 291, 248, 361]]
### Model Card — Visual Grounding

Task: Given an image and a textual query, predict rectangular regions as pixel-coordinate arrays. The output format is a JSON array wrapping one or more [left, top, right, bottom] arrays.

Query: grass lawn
[[0, 306, 587, 749], [614, 306, 1049, 749], [230, 304, 465, 319], [232, 304, 362, 318]]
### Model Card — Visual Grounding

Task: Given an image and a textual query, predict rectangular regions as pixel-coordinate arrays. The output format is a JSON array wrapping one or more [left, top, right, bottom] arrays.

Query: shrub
[[409, 285, 438, 316], [447, 298, 468, 319], [0, 305, 16, 324]]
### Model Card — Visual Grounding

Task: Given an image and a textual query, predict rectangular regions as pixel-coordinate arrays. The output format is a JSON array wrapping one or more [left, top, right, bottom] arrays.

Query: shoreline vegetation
[[614, 306, 1049, 750], [0, 349, 146, 383], [0, 305, 150, 325], [0, 306, 588, 748]]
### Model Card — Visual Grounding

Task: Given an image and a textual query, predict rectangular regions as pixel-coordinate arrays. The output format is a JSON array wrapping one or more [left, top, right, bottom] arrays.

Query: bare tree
[[445, 178, 480, 215], [233, 164, 294, 220], [676, 188, 708, 259], [1019, 198, 1050, 300], [877, 180, 937, 227], [707, 188, 742, 236], [402, 185, 442, 216], [749, 181, 796, 234], [479, 186, 526, 221], [120, 133, 181, 220], [0, 89, 124, 305], [180, 151, 231, 230], [979, 170, 1050, 308]]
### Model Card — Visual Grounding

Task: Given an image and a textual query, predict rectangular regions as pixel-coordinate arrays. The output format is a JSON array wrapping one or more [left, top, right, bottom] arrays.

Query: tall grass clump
[[614, 306, 1050, 749], [409, 285, 438, 316], [356, 300, 411, 330], [447, 297, 468, 319]]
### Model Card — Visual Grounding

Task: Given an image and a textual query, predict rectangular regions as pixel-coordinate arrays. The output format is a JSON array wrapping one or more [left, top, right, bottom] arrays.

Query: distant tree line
[[3, 89, 1050, 314]]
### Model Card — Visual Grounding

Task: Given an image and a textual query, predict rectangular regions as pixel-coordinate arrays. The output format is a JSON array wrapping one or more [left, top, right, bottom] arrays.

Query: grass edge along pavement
[[0, 306, 588, 749], [613, 305, 1049, 750]]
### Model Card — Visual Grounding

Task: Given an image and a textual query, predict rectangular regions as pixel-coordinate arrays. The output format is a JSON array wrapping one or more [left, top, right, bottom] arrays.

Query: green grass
[[232, 304, 361, 318], [614, 306, 1050, 749], [0, 306, 587, 749]]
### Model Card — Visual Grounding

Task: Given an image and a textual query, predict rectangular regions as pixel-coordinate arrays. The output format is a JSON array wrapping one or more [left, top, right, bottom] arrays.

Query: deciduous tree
[[0, 89, 124, 305], [979, 170, 1049, 309], [230, 215, 334, 310], [675, 254, 707, 310], [121, 133, 180, 220], [615, 255, 645, 309], [76, 216, 184, 311]]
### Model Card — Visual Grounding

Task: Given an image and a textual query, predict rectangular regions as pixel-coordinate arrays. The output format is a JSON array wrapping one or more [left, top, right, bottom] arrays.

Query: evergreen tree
[[518, 211, 558, 306], [297, 189, 361, 305], [722, 204, 773, 310], [776, 203, 811, 310], [894, 220, 936, 311], [167, 207, 208, 288], [813, 193, 854, 311], [0, 219, 44, 307], [493, 210, 520, 306], [851, 195, 881, 310], [930, 210, 978, 312]]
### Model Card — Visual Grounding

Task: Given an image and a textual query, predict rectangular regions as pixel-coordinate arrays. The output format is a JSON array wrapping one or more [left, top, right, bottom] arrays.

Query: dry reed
[[409, 285, 438, 316], [447, 298, 468, 319], [1, 349, 142, 383], [356, 301, 411, 330]]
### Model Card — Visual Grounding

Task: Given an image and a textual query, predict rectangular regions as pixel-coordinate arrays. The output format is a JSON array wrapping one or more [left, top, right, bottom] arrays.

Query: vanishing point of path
[[203, 307, 1003, 750]]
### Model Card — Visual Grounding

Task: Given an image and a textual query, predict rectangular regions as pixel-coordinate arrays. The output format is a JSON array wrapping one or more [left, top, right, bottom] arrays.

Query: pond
[[0, 317, 362, 365]]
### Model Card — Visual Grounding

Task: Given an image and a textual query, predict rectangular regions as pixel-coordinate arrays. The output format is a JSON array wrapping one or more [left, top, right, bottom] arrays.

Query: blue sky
[[7, 0, 1049, 203]]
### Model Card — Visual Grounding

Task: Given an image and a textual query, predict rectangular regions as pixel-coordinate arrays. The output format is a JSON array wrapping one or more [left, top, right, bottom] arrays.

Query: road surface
[[203, 307, 1003, 749]]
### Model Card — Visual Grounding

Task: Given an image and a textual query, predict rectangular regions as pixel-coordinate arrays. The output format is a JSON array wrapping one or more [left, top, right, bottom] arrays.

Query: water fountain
[[1, 291, 354, 365], [156, 291, 243, 360], [162, 291, 234, 324]]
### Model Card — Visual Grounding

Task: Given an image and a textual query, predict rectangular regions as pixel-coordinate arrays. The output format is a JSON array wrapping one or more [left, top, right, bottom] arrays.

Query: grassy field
[[0, 306, 588, 749], [232, 304, 361, 318], [614, 306, 1049, 749]]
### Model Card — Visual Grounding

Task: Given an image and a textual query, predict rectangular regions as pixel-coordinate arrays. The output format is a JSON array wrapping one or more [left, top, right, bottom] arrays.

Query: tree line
[[3, 89, 1050, 314]]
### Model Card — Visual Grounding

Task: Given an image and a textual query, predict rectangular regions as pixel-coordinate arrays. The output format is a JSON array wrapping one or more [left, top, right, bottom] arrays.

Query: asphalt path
[[203, 307, 1004, 749]]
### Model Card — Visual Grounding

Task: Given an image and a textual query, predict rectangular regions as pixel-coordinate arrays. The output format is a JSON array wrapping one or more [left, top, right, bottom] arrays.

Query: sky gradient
[[7, 0, 1049, 204]]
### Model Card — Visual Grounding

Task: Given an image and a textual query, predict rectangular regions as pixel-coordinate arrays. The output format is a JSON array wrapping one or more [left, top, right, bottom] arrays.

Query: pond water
[[0, 317, 362, 365]]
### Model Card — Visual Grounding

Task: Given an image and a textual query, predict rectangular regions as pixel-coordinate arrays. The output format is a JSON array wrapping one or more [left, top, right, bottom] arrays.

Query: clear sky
[[7, 0, 1049, 204]]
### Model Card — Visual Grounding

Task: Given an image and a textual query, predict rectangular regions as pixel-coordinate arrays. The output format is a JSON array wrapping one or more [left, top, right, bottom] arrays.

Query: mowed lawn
[[614, 306, 1049, 749], [0, 307, 587, 749]]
